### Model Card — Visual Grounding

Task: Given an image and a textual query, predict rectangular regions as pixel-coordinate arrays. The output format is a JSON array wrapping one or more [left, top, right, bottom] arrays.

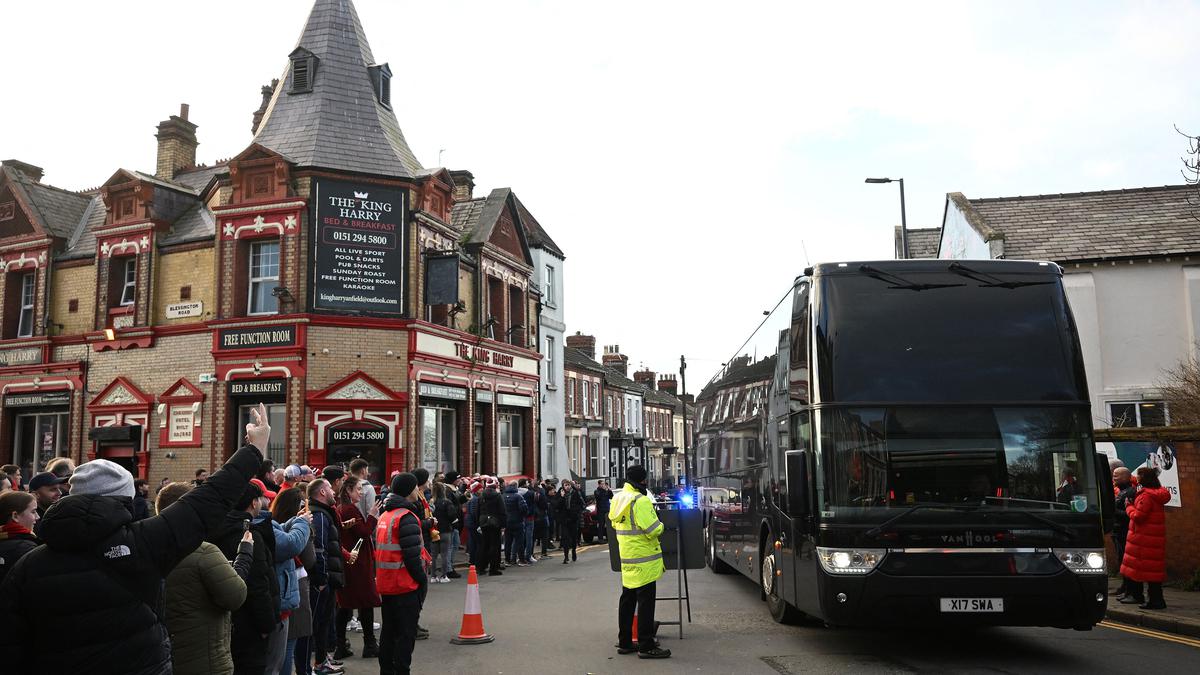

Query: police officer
[[609, 465, 671, 659]]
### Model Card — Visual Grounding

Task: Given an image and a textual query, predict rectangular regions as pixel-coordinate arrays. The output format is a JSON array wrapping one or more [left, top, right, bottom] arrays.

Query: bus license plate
[[940, 597, 1003, 613]]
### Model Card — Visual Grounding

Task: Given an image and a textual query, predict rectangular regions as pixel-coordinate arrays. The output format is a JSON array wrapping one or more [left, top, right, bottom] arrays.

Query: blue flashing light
[[680, 493, 695, 508]]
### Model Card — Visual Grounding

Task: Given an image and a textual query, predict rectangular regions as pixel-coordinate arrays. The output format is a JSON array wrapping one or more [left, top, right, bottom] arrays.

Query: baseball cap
[[29, 472, 67, 491], [249, 478, 277, 500], [284, 464, 302, 481]]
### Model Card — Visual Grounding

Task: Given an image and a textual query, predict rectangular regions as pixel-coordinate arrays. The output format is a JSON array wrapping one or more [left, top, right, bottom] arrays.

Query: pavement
[[1105, 577, 1200, 639], [330, 545, 1200, 674]]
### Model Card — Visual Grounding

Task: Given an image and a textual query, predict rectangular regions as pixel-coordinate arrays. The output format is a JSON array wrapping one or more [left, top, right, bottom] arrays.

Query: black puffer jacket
[[210, 511, 279, 638], [0, 530, 38, 587], [310, 499, 346, 590], [0, 444, 261, 675], [480, 488, 506, 529]]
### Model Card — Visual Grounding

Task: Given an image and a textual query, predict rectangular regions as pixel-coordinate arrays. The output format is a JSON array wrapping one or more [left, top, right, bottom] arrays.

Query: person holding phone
[[334, 476, 381, 660]]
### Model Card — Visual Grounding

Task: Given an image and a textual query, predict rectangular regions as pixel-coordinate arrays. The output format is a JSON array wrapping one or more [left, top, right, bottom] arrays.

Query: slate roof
[[643, 386, 679, 408], [161, 203, 216, 246], [603, 365, 642, 394], [564, 346, 606, 374], [515, 196, 563, 258], [252, 0, 422, 179], [895, 226, 941, 259], [171, 164, 227, 193], [957, 185, 1200, 262], [59, 197, 105, 261], [3, 166, 93, 240], [450, 197, 487, 237], [697, 355, 777, 402]]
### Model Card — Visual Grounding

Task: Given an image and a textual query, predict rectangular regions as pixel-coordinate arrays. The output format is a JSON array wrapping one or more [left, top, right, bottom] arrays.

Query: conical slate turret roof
[[252, 0, 422, 178]]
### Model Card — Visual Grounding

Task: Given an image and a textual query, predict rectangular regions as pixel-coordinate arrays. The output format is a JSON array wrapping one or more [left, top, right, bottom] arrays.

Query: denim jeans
[[282, 637, 297, 675], [436, 535, 454, 576], [504, 525, 521, 563], [523, 519, 535, 560]]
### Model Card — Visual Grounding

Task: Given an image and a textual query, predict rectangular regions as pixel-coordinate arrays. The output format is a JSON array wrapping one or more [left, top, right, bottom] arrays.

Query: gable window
[[119, 258, 136, 306], [368, 63, 392, 108], [105, 256, 137, 311], [17, 272, 35, 338], [544, 264, 555, 306], [289, 49, 318, 94], [1109, 401, 1168, 428], [248, 241, 280, 315]]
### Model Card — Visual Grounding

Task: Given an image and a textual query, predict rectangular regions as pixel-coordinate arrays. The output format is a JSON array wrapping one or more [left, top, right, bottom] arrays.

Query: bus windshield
[[816, 269, 1088, 403], [820, 406, 1098, 513]]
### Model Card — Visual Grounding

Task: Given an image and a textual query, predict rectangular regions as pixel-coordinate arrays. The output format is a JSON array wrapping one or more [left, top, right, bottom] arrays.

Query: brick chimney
[[658, 375, 677, 395], [156, 103, 199, 178], [602, 345, 628, 376], [565, 332, 596, 360], [1, 159, 43, 182], [450, 170, 475, 202], [634, 369, 656, 390], [251, 80, 278, 135]]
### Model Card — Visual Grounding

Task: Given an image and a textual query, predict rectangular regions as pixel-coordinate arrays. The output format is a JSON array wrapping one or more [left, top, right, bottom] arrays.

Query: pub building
[[0, 0, 555, 486]]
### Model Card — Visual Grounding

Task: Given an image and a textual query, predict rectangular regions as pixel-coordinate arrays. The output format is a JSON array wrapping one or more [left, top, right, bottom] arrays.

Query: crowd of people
[[0, 405, 622, 675], [1110, 458, 1171, 610]]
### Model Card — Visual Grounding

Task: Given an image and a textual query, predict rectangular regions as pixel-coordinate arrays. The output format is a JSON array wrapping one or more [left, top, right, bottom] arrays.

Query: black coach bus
[[696, 259, 1113, 629]]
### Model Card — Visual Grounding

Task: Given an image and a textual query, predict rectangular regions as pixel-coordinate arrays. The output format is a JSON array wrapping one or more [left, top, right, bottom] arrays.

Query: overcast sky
[[4, 0, 1199, 388]]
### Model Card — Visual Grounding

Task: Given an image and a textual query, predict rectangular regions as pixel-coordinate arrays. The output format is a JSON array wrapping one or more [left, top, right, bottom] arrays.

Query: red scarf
[[0, 521, 32, 538]]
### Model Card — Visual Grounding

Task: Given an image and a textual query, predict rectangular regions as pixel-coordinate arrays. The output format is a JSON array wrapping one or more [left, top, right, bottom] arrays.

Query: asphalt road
[[334, 545, 1200, 674]]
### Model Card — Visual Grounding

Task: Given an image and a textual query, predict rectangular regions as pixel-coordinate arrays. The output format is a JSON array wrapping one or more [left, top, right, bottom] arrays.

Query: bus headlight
[[1054, 549, 1106, 574], [817, 547, 886, 575]]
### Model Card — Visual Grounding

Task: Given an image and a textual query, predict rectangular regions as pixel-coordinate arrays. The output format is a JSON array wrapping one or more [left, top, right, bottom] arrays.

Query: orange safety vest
[[375, 507, 430, 595]]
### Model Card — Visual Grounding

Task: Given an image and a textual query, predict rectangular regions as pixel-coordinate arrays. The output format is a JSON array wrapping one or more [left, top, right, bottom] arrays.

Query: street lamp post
[[680, 354, 691, 487], [866, 177, 908, 259]]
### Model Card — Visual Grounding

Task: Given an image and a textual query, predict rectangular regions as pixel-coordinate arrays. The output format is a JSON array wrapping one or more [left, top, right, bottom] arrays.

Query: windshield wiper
[[982, 497, 1072, 535], [946, 262, 1055, 289], [858, 265, 964, 292], [865, 503, 980, 537]]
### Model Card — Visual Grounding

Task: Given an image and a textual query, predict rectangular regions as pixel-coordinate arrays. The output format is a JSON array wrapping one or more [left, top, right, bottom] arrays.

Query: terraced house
[[0, 0, 560, 485]]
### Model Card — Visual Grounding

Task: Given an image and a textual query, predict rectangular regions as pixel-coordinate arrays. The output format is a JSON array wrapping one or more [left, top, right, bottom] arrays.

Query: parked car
[[580, 502, 603, 543]]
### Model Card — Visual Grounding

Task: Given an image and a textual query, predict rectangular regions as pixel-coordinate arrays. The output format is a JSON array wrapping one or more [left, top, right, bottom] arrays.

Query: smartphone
[[351, 538, 363, 555], [242, 519, 251, 533]]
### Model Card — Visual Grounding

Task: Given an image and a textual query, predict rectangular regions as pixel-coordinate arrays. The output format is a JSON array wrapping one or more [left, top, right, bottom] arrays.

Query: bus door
[[787, 411, 820, 616]]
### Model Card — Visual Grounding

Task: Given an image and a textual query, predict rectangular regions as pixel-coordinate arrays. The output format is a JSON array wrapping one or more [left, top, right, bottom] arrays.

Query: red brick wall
[[1165, 440, 1200, 580]]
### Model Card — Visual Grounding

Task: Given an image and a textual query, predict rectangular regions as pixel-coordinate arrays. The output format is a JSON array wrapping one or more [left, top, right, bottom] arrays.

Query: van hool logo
[[941, 530, 997, 546]]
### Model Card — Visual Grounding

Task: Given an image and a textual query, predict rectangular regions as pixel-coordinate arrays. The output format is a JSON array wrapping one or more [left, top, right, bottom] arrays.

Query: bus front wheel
[[762, 548, 803, 624]]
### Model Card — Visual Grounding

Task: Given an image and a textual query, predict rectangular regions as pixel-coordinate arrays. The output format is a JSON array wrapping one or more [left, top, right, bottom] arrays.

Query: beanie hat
[[391, 472, 418, 498], [69, 459, 135, 499], [322, 466, 346, 483], [445, 471, 461, 484], [412, 467, 430, 486], [626, 464, 648, 484]]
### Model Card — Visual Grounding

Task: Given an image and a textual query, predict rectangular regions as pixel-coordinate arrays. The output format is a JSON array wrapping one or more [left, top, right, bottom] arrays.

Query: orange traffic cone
[[631, 616, 639, 645], [450, 565, 495, 645]]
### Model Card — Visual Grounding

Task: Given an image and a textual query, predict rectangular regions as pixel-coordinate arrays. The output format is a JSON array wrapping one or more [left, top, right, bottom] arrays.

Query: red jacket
[[1119, 486, 1171, 582]]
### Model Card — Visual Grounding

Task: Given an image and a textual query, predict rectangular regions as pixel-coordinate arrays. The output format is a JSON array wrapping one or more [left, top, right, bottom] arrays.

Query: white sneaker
[[347, 618, 362, 632], [439, 575, 450, 583], [373, 622, 382, 631]]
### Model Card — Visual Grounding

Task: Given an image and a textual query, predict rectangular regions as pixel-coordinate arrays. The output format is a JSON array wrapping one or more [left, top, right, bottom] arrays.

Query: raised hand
[[245, 402, 271, 451]]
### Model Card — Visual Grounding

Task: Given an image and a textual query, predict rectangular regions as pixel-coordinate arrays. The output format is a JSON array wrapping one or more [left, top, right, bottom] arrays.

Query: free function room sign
[[217, 325, 297, 350], [312, 179, 406, 315]]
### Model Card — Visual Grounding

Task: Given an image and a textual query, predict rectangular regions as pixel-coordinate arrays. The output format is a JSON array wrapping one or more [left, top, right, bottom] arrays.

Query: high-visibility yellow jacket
[[609, 483, 665, 589]]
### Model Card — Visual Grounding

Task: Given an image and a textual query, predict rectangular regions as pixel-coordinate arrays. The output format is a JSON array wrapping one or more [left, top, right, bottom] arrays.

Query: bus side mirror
[[787, 450, 808, 517], [1094, 452, 1114, 534]]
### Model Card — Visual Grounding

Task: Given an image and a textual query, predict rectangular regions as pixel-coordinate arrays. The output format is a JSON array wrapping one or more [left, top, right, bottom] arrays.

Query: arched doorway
[[326, 422, 388, 486]]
